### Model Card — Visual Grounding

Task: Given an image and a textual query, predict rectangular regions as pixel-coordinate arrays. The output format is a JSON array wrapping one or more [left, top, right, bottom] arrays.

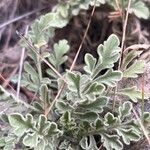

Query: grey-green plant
[[0, 0, 150, 150], [0, 34, 149, 150]]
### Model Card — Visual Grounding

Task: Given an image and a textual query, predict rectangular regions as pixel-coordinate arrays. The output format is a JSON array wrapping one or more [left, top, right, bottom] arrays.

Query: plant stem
[[114, 0, 122, 15], [141, 74, 145, 119], [119, 0, 132, 69], [16, 26, 29, 99], [37, 52, 42, 83], [132, 108, 150, 145], [113, 0, 132, 111]]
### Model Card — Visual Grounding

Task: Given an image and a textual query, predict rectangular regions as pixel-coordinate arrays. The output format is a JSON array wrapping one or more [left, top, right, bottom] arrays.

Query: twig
[[70, 0, 97, 71], [0, 74, 16, 94], [2, 67, 18, 88], [0, 7, 45, 29], [44, 83, 65, 116], [44, 0, 97, 117], [98, 144, 103, 150], [114, 0, 122, 15], [141, 74, 145, 119], [124, 44, 150, 52], [113, 0, 132, 110], [3, 0, 19, 50], [0, 108, 9, 115], [119, 0, 132, 69], [132, 108, 150, 145], [16, 26, 29, 99]]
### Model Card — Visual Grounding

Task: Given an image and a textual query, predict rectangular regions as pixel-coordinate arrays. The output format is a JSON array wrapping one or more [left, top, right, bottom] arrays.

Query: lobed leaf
[[8, 113, 34, 137], [104, 112, 118, 126], [84, 54, 97, 75], [75, 112, 98, 122], [48, 39, 70, 70], [123, 60, 145, 78], [97, 34, 120, 67], [130, 1, 150, 19], [66, 71, 81, 95], [40, 84, 51, 107], [95, 69, 122, 87], [94, 119, 104, 130], [118, 101, 133, 120], [143, 112, 150, 124], [116, 128, 140, 145], [122, 50, 139, 69], [80, 135, 98, 150], [77, 97, 108, 113], [101, 133, 123, 150], [23, 132, 38, 148], [94, 34, 120, 75], [35, 139, 46, 150], [83, 82, 105, 95], [118, 87, 143, 102], [56, 101, 74, 113]]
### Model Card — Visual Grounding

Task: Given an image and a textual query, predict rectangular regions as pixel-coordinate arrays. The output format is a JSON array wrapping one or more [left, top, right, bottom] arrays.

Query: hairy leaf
[[28, 12, 68, 47], [56, 101, 74, 113], [84, 54, 97, 75], [118, 87, 143, 102], [130, 1, 150, 19], [35, 139, 46, 150], [8, 113, 34, 137], [101, 133, 123, 150], [104, 112, 118, 126], [106, 0, 149, 19], [80, 135, 98, 150], [40, 84, 51, 107], [77, 97, 108, 113], [116, 128, 140, 145], [119, 101, 133, 120], [23, 132, 38, 147], [48, 39, 70, 70], [2, 134, 17, 150], [75, 112, 98, 122], [66, 71, 81, 95], [123, 60, 145, 78], [122, 50, 139, 69], [60, 111, 77, 132], [94, 119, 104, 130], [143, 112, 150, 124], [97, 34, 120, 69], [84, 34, 121, 79], [83, 82, 105, 95], [95, 69, 122, 87], [92, 34, 120, 78]]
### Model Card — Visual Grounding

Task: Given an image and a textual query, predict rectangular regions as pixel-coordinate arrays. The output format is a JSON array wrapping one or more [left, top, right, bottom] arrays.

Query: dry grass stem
[[119, 0, 132, 69], [0, 8, 45, 29], [113, 0, 132, 110], [16, 26, 29, 99], [132, 108, 150, 145], [114, 0, 122, 15], [0, 74, 16, 94]]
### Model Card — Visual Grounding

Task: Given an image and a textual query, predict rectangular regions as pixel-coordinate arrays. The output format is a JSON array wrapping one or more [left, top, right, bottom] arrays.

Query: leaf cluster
[[0, 1, 150, 150]]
